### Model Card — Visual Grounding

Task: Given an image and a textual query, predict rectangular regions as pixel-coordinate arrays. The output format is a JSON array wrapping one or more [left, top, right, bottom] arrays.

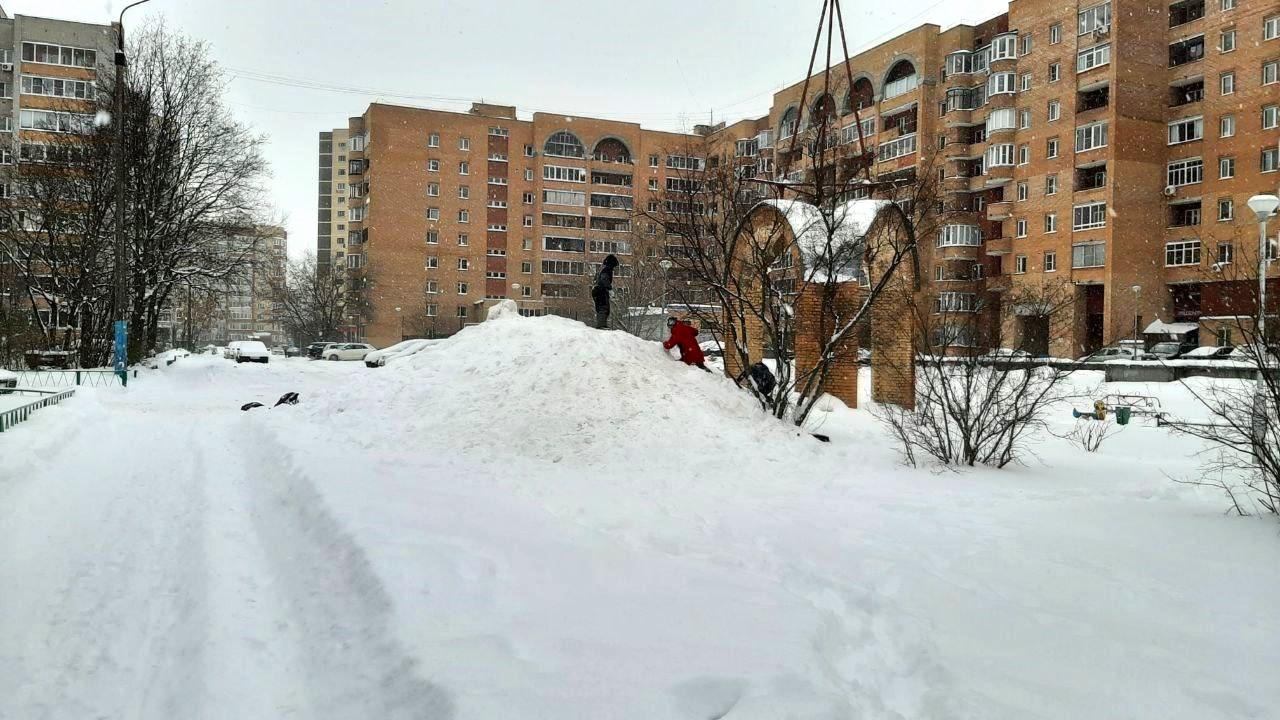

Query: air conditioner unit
[[0, 63, 12, 71], [1163, 185, 1177, 196]]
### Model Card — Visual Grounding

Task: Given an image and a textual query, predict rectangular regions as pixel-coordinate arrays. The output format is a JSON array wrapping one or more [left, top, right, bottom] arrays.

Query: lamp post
[[1246, 194, 1279, 448], [1130, 285, 1141, 355], [111, 0, 151, 385], [394, 306, 403, 341], [659, 259, 673, 311]]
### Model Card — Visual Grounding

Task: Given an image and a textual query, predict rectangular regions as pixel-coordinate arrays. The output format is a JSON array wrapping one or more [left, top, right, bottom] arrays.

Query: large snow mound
[[304, 314, 820, 464]]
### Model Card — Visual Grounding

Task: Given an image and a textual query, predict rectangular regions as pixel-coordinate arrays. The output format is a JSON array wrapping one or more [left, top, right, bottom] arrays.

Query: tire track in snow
[[237, 420, 456, 719]]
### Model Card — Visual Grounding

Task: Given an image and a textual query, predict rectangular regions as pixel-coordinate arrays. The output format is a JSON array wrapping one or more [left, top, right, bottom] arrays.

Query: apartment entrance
[[1019, 315, 1050, 357]]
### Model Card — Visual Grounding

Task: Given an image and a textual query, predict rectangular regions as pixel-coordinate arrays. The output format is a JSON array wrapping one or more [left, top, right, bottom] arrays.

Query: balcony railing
[[876, 133, 917, 162], [882, 74, 920, 101]]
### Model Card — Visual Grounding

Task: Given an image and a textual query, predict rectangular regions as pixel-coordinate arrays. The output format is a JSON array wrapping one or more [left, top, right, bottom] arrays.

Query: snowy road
[[1, 331, 1278, 720], [0, 359, 452, 719]]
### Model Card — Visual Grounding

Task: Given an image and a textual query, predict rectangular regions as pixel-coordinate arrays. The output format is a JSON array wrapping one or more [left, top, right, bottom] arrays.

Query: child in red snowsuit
[[662, 317, 710, 372]]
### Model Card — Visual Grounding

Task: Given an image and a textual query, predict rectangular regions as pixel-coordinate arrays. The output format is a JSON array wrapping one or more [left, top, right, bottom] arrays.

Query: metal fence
[[0, 388, 76, 432], [8, 369, 136, 388]]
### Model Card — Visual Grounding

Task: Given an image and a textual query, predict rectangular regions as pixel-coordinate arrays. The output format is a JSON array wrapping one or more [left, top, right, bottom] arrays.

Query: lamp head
[[1247, 194, 1280, 221]]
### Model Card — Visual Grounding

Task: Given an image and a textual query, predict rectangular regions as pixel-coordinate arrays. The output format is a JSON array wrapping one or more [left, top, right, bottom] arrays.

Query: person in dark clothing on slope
[[662, 316, 711, 372], [591, 254, 618, 329]]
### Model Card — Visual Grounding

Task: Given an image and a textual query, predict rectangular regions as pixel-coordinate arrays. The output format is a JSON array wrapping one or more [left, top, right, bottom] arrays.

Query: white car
[[363, 339, 425, 367], [234, 340, 270, 363], [324, 342, 376, 361]]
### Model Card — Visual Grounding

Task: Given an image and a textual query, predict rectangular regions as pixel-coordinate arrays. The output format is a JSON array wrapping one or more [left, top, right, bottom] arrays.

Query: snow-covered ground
[[1, 315, 1277, 720]]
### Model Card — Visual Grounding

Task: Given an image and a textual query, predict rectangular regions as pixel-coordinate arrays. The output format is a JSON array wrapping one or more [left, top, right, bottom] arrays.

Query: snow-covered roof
[[756, 198, 889, 283], [1143, 320, 1198, 335]]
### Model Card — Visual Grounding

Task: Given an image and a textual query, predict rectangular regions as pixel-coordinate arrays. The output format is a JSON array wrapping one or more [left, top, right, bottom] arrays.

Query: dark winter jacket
[[591, 255, 618, 311], [663, 320, 705, 365]]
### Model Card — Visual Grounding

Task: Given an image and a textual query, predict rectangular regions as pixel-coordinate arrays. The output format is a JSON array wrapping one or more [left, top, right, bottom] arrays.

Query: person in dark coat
[[591, 254, 618, 329], [662, 316, 710, 371]]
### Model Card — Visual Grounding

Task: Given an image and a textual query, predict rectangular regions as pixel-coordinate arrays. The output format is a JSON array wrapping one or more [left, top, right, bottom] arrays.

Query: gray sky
[[13, 0, 1007, 259]]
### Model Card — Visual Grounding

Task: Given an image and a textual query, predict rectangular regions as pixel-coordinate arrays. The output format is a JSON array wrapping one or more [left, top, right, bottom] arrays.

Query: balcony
[[1169, 201, 1202, 228], [937, 243, 981, 260], [983, 164, 1014, 185], [1077, 85, 1110, 114], [943, 108, 975, 128], [986, 275, 1011, 293], [987, 201, 1012, 220], [985, 236, 1012, 256], [883, 73, 920, 101], [944, 175, 975, 192], [1169, 37, 1205, 68], [1169, 0, 1205, 28], [1170, 79, 1204, 107], [1075, 163, 1108, 191], [986, 92, 1016, 109]]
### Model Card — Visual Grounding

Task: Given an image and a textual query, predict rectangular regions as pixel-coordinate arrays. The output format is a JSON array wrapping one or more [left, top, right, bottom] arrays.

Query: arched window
[[780, 106, 799, 138], [592, 137, 631, 163], [851, 77, 875, 110], [883, 60, 918, 100], [810, 94, 836, 127], [544, 130, 585, 158]]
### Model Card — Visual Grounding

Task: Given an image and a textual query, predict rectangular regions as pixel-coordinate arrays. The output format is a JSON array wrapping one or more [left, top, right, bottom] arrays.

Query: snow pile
[[304, 313, 820, 466]]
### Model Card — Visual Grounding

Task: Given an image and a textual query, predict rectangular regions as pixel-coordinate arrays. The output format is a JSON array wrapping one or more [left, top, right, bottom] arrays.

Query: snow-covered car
[[1228, 345, 1280, 365], [364, 339, 431, 367], [324, 343, 376, 361], [698, 339, 724, 359], [224, 342, 242, 359], [1077, 346, 1139, 363], [0, 368, 17, 394], [285, 346, 302, 357], [984, 348, 1033, 359], [1141, 341, 1197, 361], [1180, 345, 1234, 361], [234, 340, 270, 364]]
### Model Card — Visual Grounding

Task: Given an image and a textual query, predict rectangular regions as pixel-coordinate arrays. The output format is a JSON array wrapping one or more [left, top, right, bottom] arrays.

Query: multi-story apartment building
[[325, 103, 708, 345], [320, 0, 1279, 355], [166, 224, 288, 347]]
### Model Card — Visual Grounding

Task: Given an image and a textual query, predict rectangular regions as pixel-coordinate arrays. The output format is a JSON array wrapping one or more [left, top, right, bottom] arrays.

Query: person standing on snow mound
[[591, 254, 618, 329], [662, 316, 710, 372]]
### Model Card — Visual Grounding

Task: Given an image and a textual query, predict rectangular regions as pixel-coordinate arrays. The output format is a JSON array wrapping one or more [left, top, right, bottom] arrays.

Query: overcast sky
[[12, 0, 1007, 259]]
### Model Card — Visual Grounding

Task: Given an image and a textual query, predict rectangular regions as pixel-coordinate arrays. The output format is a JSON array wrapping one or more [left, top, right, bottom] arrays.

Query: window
[[544, 165, 586, 182], [648, 178, 659, 191], [20, 41, 96, 68], [649, 154, 659, 167], [427, 182, 439, 196], [1165, 239, 1202, 266], [457, 258, 470, 270], [1264, 60, 1278, 85], [1016, 219, 1028, 237], [456, 306, 469, 319], [522, 238, 533, 251], [1049, 23, 1063, 45], [425, 281, 439, 295], [1046, 174, 1059, 195], [1264, 148, 1280, 172], [488, 176, 508, 186], [1167, 157, 1204, 186], [1017, 181, 1029, 201], [524, 168, 534, 181], [1045, 64, 1061, 87], [485, 271, 507, 280], [541, 259, 585, 275], [1219, 197, 1234, 220], [1020, 34, 1034, 55], [459, 161, 469, 175], [1077, 43, 1111, 72], [1045, 213, 1058, 232], [988, 72, 1017, 95], [1220, 72, 1235, 95], [1044, 251, 1057, 271], [937, 224, 983, 247], [1220, 114, 1236, 137], [1047, 138, 1060, 158], [1048, 99, 1061, 121], [1168, 116, 1204, 144], [426, 230, 439, 245], [1015, 255, 1028, 273], [665, 155, 705, 171], [1019, 108, 1031, 129], [523, 191, 535, 204], [458, 186, 470, 199], [425, 256, 439, 269], [986, 143, 1016, 166], [1264, 105, 1279, 129], [18, 109, 93, 134], [543, 236, 585, 252], [992, 33, 1018, 60], [1079, 3, 1112, 35], [544, 131, 585, 158], [543, 189, 586, 206], [1266, 14, 1280, 40], [458, 233, 470, 246], [487, 248, 507, 257], [458, 209, 470, 222], [459, 137, 470, 151], [428, 159, 440, 172], [1217, 242, 1234, 264], [1220, 29, 1236, 52], [986, 107, 1017, 132], [1021, 73, 1033, 91], [1075, 121, 1108, 152], [1221, 0, 1234, 10], [1220, 156, 1235, 178], [427, 133, 440, 148], [20, 75, 94, 100], [523, 215, 534, 227], [487, 223, 507, 232], [1073, 202, 1107, 230], [1072, 242, 1106, 268], [427, 208, 440, 220]]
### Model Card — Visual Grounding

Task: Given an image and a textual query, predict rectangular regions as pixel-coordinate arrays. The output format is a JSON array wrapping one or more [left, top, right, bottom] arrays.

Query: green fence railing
[[0, 388, 76, 432], [9, 369, 137, 388]]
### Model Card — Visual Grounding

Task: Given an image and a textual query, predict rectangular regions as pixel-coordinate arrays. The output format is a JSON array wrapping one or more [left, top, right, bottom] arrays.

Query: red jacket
[[663, 321, 705, 365]]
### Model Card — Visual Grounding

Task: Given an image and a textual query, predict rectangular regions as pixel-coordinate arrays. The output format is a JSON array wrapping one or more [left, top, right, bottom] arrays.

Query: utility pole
[[111, 0, 150, 385]]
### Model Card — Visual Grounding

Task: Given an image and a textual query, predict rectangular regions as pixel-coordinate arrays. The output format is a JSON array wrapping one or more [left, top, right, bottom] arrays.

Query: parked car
[[984, 348, 1033, 360], [1180, 345, 1234, 361], [224, 341, 242, 359], [234, 340, 270, 363], [324, 342, 376, 361], [284, 346, 302, 357], [364, 339, 432, 367], [0, 368, 17, 394], [1141, 341, 1197, 361], [1077, 346, 1139, 363], [698, 339, 724, 359], [306, 341, 339, 359]]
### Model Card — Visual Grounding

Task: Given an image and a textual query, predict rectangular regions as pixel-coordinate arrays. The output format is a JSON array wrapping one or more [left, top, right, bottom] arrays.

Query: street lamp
[[394, 306, 403, 340], [1130, 284, 1142, 352], [659, 259, 674, 310], [1246, 194, 1279, 447]]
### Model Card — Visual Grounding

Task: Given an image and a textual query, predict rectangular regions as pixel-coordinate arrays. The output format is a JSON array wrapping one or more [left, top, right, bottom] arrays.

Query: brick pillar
[[795, 284, 861, 408], [722, 304, 764, 381], [870, 278, 916, 409]]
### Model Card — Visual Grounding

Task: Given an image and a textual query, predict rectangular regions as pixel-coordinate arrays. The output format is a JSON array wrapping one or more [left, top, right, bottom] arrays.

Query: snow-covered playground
[[1, 314, 1277, 719]]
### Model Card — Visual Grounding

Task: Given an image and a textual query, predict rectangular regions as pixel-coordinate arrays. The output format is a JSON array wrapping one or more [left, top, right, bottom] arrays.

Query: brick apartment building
[[322, 0, 1280, 355]]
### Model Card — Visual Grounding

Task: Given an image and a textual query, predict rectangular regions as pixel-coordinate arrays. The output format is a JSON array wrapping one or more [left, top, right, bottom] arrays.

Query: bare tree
[[875, 280, 1082, 468], [270, 253, 347, 345]]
